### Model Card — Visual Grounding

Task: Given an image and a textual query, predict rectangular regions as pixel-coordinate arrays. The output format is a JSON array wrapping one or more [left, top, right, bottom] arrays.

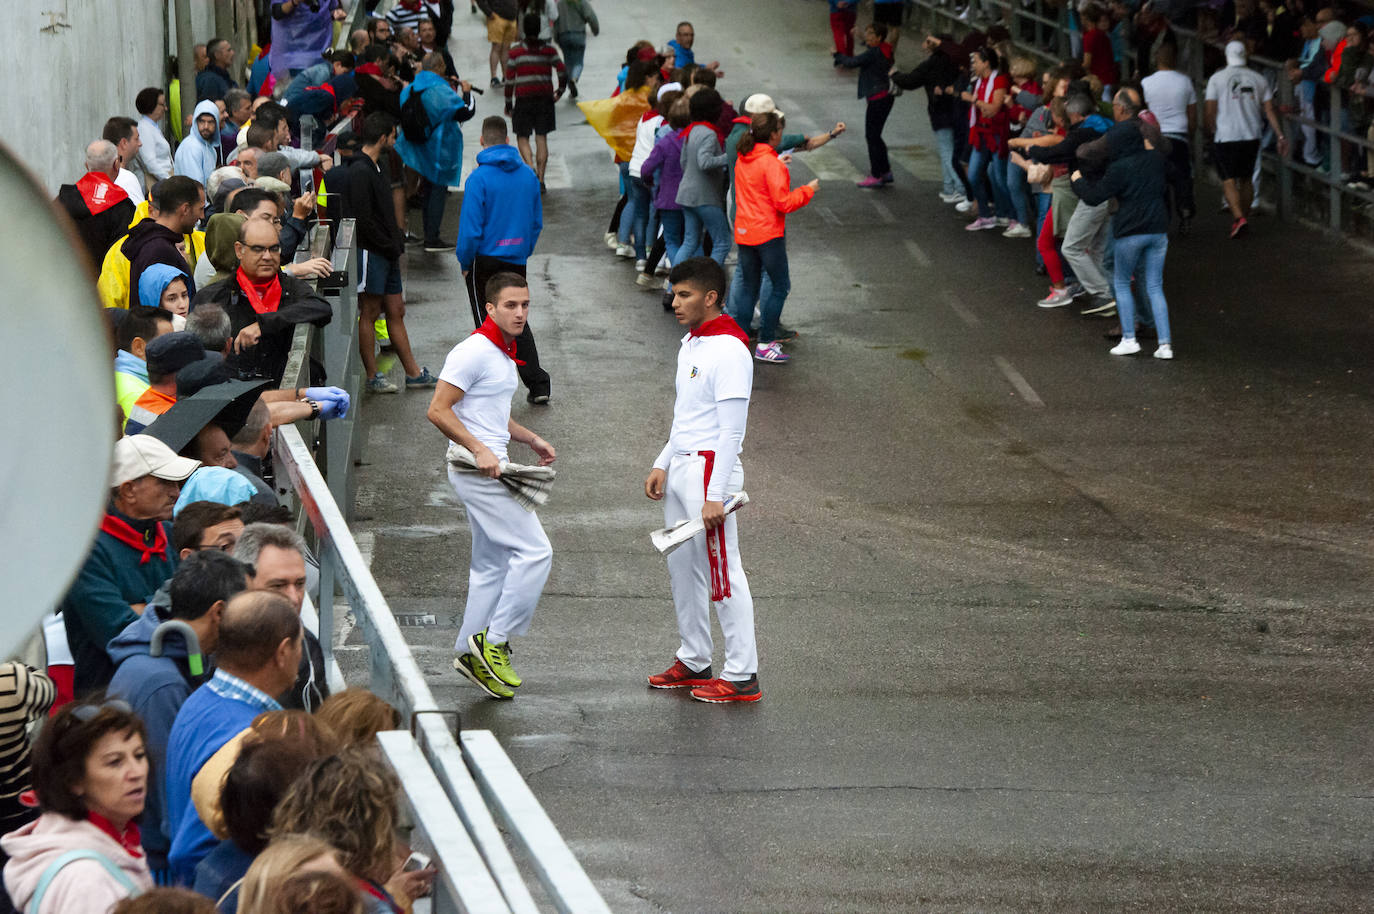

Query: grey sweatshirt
[[559, 0, 599, 34], [675, 125, 729, 209]]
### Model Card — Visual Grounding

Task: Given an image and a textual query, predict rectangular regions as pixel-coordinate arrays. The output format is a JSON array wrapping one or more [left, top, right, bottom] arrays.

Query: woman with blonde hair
[[314, 689, 401, 749], [236, 835, 346, 914]]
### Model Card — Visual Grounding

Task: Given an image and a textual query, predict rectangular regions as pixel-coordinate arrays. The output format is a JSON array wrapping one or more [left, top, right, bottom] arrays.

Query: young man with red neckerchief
[[644, 257, 762, 703], [426, 272, 556, 700]]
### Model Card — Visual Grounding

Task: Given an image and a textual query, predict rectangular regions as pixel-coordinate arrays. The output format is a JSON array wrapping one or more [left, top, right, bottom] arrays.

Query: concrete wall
[[3, 0, 219, 194]]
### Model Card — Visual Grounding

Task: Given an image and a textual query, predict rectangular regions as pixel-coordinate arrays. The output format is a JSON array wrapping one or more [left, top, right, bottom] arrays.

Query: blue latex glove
[[305, 387, 350, 420]]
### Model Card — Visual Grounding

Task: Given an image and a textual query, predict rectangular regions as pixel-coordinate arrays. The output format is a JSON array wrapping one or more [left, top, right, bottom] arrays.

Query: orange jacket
[[732, 145, 816, 245]]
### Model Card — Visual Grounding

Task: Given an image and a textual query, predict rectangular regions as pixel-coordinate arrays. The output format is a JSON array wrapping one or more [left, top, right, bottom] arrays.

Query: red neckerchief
[[236, 267, 282, 315], [357, 62, 382, 77], [689, 313, 751, 350], [76, 172, 129, 215], [88, 812, 143, 858], [358, 879, 403, 914], [472, 317, 526, 365], [679, 120, 725, 144], [731, 115, 750, 126], [99, 513, 170, 566]]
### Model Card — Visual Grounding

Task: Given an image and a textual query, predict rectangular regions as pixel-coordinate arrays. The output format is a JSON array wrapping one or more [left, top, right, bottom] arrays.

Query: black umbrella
[[142, 377, 273, 454]]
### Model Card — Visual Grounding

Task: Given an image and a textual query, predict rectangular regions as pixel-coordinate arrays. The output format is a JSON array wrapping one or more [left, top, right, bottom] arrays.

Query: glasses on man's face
[[189, 541, 236, 553], [70, 698, 133, 722], [245, 243, 282, 256]]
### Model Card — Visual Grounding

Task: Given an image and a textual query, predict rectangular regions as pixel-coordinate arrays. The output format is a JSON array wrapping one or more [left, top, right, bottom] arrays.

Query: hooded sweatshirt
[[55, 173, 136, 268], [173, 99, 222, 187], [122, 219, 195, 308], [454, 144, 543, 269], [137, 263, 189, 312], [114, 350, 150, 420], [106, 597, 209, 874], [197, 212, 246, 289], [2, 813, 153, 914]]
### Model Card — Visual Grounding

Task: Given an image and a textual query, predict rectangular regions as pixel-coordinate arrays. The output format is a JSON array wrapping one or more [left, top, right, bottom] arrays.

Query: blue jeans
[[659, 208, 685, 268], [620, 176, 652, 259], [1112, 233, 1170, 343], [934, 128, 960, 195], [968, 145, 1013, 218], [1033, 192, 1051, 267], [1004, 156, 1032, 226], [681, 204, 730, 264], [729, 237, 790, 343], [556, 31, 587, 82]]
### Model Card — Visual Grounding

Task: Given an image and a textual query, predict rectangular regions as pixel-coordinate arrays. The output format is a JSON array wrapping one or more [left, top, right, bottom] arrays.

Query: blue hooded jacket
[[138, 263, 189, 311], [107, 596, 209, 873], [396, 71, 474, 188], [454, 144, 543, 269], [173, 99, 222, 187]]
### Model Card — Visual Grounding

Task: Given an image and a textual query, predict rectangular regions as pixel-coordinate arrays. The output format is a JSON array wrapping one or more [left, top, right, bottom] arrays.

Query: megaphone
[[0, 141, 118, 661]]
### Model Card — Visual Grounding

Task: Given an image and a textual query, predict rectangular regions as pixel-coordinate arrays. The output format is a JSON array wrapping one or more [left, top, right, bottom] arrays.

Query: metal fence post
[[1277, 69, 1294, 220], [1329, 83, 1342, 232]]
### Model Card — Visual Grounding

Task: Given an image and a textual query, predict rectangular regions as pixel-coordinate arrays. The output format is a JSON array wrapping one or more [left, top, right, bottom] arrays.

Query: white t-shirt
[[1141, 69, 1196, 137], [664, 333, 752, 455], [629, 114, 666, 177], [1204, 65, 1272, 143], [438, 333, 518, 460], [115, 168, 146, 205]]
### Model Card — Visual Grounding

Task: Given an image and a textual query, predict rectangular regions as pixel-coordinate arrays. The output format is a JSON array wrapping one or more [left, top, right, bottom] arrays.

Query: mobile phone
[[403, 851, 432, 872]]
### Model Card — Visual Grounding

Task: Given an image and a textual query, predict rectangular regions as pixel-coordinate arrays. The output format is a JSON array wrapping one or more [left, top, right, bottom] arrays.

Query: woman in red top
[[960, 46, 1016, 231], [726, 112, 819, 365], [1081, 5, 1119, 94]]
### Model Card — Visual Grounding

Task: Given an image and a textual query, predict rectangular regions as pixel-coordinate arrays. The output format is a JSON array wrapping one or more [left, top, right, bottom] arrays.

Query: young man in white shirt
[[644, 257, 761, 703], [105, 116, 148, 205], [1204, 40, 1287, 237], [1141, 42, 1197, 233], [426, 272, 557, 699]]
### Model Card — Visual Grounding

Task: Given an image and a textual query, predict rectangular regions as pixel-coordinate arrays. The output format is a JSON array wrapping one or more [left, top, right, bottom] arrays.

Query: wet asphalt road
[[337, 1, 1374, 910]]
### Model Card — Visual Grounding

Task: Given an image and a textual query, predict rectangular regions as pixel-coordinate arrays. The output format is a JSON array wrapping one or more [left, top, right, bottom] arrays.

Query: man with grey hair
[[185, 300, 234, 356], [221, 88, 253, 161], [1056, 90, 1118, 319], [254, 150, 292, 186], [233, 522, 328, 710], [56, 139, 137, 265]]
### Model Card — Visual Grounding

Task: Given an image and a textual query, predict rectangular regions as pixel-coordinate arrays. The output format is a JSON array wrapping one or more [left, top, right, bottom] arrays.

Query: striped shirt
[[0, 663, 56, 834], [504, 42, 568, 104], [383, 1, 441, 34], [204, 668, 282, 713]]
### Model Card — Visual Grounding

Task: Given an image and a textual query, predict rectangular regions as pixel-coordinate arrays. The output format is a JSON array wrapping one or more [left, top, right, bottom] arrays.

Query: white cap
[[1225, 40, 1247, 66], [658, 81, 683, 101], [742, 93, 786, 122], [111, 435, 201, 488]]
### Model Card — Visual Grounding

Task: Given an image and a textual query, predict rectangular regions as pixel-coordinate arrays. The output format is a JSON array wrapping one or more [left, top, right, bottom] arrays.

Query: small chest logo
[[689, 366, 699, 378]]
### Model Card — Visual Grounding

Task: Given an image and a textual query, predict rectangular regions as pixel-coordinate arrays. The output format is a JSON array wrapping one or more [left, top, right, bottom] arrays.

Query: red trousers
[[1037, 205, 1065, 286], [830, 9, 856, 55]]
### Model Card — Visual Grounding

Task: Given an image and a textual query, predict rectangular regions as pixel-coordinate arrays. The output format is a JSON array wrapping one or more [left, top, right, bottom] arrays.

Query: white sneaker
[[604, 232, 618, 250], [655, 260, 670, 276], [1153, 343, 1174, 360], [994, 217, 1011, 227], [939, 191, 966, 203], [1002, 221, 1032, 238], [1110, 338, 1141, 356], [615, 244, 634, 258], [634, 258, 647, 272], [635, 272, 658, 288], [955, 199, 976, 213], [1036, 287, 1074, 308]]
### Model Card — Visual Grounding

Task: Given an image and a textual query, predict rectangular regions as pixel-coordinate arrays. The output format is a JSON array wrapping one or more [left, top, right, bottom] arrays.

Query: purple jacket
[[640, 129, 685, 211], [269, 1, 338, 77]]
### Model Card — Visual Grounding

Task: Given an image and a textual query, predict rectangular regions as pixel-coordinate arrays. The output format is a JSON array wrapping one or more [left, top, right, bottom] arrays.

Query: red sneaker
[[690, 676, 762, 703], [1229, 217, 1248, 239], [648, 660, 713, 689]]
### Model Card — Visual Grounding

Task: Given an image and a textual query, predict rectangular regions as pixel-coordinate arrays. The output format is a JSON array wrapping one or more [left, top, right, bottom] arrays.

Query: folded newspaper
[[446, 444, 556, 512], [650, 492, 750, 555]]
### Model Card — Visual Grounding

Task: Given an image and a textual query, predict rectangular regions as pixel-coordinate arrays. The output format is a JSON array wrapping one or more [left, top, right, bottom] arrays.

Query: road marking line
[[994, 356, 1045, 407], [872, 201, 896, 223], [818, 206, 841, 227], [942, 289, 981, 326], [903, 238, 930, 267]]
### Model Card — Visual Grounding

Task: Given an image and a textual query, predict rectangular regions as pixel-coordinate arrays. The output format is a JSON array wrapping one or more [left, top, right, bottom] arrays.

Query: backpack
[[28, 849, 142, 913], [399, 86, 432, 143]]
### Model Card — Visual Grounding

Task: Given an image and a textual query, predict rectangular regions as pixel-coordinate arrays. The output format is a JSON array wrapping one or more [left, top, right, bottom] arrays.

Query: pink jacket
[[2, 813, 152, 914]]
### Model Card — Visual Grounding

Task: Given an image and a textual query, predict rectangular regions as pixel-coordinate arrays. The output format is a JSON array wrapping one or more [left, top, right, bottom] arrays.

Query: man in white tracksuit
[[644, 257, 761, 703], [427, 272, 557, 699]]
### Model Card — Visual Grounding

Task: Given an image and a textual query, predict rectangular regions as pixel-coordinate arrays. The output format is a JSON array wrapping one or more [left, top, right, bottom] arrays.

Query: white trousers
[[663, 453, 757, 680], [447, 468, 553, 647]]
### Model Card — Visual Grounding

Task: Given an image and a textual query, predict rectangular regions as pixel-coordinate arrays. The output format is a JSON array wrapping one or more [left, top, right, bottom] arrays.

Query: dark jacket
[[834, 42, 893, 99], [892, 47, 962, 129], [193, 838, 253, 911], [192, 272, 333, 383], [339, 152, 406, 260], [1026, 113, 1112, 171], [123, 220, 197, 303], [55, 176, 136, 268], [1071, 128, 1170, 238], [106, 598, 209, 873], [196, 65, 236, 102], [284, 629, 329, 712]]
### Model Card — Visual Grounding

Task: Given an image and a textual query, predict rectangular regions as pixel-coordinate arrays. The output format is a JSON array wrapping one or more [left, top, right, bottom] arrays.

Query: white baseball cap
[[1225, 40, 1248, 66], [742, 93, 786, 122], [111, 435, 201, 488]]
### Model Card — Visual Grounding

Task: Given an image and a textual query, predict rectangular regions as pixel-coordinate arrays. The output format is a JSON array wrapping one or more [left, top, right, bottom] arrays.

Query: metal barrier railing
[[275, 228, 610, 914], [906, 0, 1374, 234]]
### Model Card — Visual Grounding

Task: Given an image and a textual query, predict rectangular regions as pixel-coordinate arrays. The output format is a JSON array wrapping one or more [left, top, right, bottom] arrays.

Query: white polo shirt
[[663, 332, 753, 455], [439, 333, 517, 460]]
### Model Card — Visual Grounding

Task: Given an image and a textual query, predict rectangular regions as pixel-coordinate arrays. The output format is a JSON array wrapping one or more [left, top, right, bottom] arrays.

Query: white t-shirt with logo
[[1205, 65, 1272, 143], [439, 333, 517, 460], [663, 333, 753, 456], [1142, 69, 1196, 137]]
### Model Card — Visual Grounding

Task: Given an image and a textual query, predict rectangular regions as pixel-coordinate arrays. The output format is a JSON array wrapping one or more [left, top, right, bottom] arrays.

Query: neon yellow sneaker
[[468, 630, 521, 688], [454, 653, 514, 699]]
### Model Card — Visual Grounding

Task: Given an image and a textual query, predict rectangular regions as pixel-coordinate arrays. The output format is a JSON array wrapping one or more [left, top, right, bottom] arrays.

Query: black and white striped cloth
[[0, 663, 55, 835]]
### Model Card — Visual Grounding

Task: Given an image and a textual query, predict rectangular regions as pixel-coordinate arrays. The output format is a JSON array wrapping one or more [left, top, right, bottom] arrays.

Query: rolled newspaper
[[650, 492, 750, 555]]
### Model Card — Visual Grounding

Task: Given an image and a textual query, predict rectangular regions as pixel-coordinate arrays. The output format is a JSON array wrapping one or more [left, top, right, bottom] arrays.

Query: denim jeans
[[967, 145, 1013, 218], [1004, 156, 1032, 226], [621, 176, 652, 259], [681, 204, 730, 264], [1112, 232, 1170, 343], [729, 237, 790, 343], [658, 208, 685, 270], [556, 31, 587, 82], [1033, 191, 1051, 267], [934, 128, 960, 196]]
